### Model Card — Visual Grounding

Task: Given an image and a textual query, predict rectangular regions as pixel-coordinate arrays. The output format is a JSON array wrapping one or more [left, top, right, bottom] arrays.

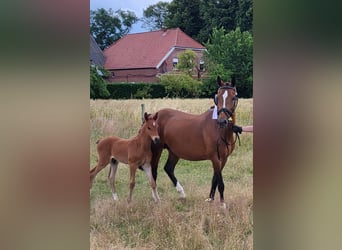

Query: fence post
[[141, 103, 145, 123]]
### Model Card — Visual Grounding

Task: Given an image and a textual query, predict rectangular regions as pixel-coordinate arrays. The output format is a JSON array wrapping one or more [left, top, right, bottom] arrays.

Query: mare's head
[[143, 112, 160, 144], [214, 76, 238, 128]]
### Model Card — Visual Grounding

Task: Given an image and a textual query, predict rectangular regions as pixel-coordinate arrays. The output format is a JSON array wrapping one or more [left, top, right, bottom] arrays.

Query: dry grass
[[90, 98, 253, 249]]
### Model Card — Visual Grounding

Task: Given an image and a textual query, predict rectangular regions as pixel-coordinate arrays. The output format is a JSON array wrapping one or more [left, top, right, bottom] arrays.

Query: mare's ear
[[231, 75, 236, 87], [144, 112, 150, 121], [152, 112, 158, 120], [217, 76, 224, 87]]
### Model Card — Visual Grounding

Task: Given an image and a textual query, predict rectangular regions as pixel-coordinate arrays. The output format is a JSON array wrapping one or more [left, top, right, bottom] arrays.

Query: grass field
[[90, 98, 253, 249]]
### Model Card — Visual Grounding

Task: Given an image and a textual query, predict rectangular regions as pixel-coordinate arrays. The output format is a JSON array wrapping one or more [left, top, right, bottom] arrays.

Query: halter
[[214, 85, 240, 160]]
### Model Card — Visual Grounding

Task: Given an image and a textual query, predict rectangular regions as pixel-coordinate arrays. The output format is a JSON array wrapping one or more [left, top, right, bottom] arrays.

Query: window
[[199, 59, 205, 71], [172, 57, 178, 69]]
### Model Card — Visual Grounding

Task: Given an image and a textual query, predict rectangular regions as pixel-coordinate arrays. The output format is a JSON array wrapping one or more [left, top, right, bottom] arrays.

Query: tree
[[165, 0, 204, 41], [176, 49, 205, 79], [90, 8, 138, 50], [197, 0, 240, 43], [176, 50, 197, 76], [141, 1, 170, 31], [204, 27, 253, 97], [236, 0, 253, 32], [90, 65, 110, 99]]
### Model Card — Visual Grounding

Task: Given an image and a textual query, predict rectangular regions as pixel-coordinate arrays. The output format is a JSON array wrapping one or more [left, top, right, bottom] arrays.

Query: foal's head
[[142, 112, 160, 144], [214, 76, 238, 128]]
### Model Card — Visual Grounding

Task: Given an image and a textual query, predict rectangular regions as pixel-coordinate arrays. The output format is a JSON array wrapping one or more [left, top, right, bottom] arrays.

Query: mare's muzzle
[[217, 118, 229, 128], [217, 108, 233, 128]]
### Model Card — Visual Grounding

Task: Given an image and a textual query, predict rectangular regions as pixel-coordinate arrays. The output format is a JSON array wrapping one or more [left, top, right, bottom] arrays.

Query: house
[[90, 35, 105, 67], [103, 28, 206, 83]]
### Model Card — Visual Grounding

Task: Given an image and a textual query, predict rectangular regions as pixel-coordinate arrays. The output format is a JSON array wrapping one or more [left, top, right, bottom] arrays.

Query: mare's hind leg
[[164, 151, 185, 198], [108, 158, 119, 201], [142, 163, 160, 203]]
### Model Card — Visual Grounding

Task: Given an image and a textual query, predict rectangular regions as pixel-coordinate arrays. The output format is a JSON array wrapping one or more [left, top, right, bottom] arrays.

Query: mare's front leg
[[207, 158, 222, 202], [207, 158, 227, 208], [142, 163, 160, 203]]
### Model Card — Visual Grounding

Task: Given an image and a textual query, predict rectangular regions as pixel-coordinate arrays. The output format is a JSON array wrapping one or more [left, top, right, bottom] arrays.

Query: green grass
[[90, 98, 253, 249]]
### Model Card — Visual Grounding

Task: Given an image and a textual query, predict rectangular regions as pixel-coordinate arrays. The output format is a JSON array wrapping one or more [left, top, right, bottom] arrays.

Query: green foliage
[[201, 64, 232, 97], [158, 0, 252, 43], [165, 0, 204, 40], [176, 50, 197, 76], [142, 1, 170, 31], [90, 66, 110, 99], [237, 0, 253, 33], [90, 8, 138, 49], [106, 83, 166, 99], [159, 73, 202, 98], [132, 85, 153, 99], [204, 27, 253, 97]]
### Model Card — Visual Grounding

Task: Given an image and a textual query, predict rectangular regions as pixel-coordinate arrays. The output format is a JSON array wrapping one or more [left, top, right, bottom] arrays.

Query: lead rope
[[234, 131, 241, 146], [216, 129, 241, 160]]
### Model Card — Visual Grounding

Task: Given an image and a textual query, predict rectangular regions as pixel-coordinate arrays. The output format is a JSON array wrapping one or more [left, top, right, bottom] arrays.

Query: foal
[[90, 112, 160, 203]]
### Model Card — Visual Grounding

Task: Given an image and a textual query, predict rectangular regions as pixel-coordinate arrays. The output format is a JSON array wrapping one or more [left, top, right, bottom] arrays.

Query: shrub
[[90, 66, 110, 99], [159, 73, 202, 98], [106, 83, 166, 99]]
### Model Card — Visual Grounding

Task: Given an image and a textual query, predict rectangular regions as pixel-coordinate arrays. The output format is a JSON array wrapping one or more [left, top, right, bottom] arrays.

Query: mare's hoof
[[220, 202, 227, 209]]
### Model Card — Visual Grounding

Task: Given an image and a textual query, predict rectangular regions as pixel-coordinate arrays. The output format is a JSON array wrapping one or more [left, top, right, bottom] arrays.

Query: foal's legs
[[127, 165, 137, 203], [142, 163, 160, 203], [164, 151, 185, 198], [90, 158, 110, 189], [108, 158, 119, 201]]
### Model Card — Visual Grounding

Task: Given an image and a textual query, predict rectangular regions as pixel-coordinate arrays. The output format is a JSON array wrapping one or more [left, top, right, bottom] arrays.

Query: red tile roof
[[104, 28, 205, 70]]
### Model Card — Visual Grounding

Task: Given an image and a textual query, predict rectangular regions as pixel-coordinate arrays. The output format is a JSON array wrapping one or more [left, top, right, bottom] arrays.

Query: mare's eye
[[148, 127, 151, 130]]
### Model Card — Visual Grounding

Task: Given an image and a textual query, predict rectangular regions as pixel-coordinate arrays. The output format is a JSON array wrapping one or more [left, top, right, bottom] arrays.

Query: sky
[[90, 0, 172, 34]]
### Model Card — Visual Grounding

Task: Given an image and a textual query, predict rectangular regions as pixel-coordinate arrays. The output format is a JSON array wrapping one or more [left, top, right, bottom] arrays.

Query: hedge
[[106, 83, 166, 99], [101, 82, 252, 99]]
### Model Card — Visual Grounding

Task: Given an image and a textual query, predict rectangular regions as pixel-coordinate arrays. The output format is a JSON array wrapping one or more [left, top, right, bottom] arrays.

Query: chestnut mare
[[151, 76, 238, 206], [90, 112, 161, 203]]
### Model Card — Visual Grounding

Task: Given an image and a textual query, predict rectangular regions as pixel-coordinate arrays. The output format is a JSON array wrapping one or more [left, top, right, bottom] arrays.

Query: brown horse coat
[[90, 112, 160, 203], [156, 108, 235, 161], [151, 76, 238, 205]]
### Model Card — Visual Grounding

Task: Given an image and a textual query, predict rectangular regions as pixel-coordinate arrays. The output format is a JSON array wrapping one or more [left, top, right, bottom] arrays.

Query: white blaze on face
[[222, 90, 228, 108], [153, 121, 156, 126]]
